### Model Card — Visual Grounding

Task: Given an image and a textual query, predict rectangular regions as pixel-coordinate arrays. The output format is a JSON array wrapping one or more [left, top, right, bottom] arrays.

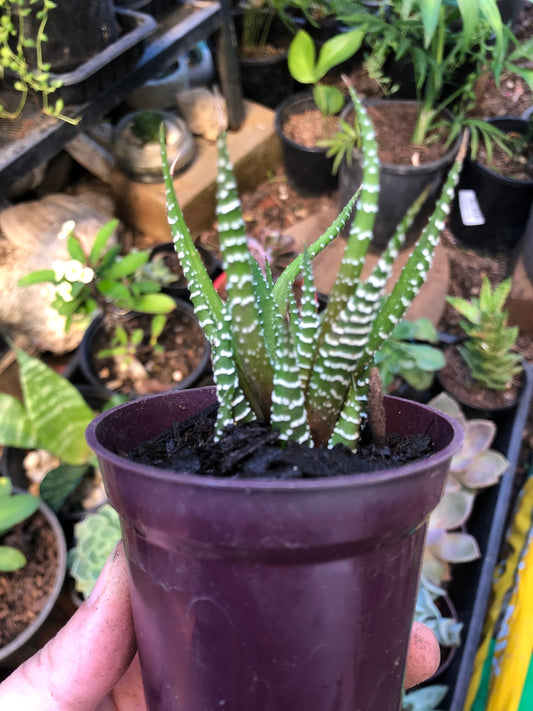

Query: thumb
[[0, 541, 138, 710], [404, 620, 441, 689]]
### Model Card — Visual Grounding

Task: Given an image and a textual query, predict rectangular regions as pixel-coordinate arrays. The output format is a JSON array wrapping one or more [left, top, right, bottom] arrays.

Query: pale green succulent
[[68, 504, 122, 599], [415, 577, 462, 650], [403, 684, 448, 711], [422, 392, 509, 585], [161, 85, 466, 451], [446, 276, 522, 391]]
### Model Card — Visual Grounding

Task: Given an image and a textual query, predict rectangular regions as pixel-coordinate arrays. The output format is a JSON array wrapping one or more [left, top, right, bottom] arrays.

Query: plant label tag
[[458, 189, 485, 226]]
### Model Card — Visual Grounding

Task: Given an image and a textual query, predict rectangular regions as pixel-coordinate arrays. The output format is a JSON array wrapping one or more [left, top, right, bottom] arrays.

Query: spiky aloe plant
[[161, 86, 466, 451]]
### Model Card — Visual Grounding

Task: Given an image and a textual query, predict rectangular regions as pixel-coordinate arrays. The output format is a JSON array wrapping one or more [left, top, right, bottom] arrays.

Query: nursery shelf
[[0, 1, 243, 194]]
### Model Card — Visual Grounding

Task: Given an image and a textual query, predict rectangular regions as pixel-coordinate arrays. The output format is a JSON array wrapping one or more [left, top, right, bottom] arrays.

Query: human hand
[[0, 542, 439, 709], [0, 541, 145, 710]]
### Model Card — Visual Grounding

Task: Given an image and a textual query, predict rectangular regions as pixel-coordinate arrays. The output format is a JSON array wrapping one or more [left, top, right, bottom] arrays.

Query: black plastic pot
[[45, 9, 156, 106], [439, 362, 533, 710], [149, 242, 222, 300], [275, 92, 338, 196], [18, 0, 119, 74], [449, 117, 533, 254], [338, 100, 462, 251], [231, 10, 296, 109], [78, 299, 211, 400]]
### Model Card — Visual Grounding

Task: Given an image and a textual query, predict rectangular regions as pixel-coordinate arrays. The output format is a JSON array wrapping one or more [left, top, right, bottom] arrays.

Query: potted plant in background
[[0, 0, 87, 122], [449, 113, 533, 253], [439, 276, 525, 417], [85, 87, 465, 710], [112, 109, 196, 183], [0, 475, 67, 669], [18, 219, 210, 398], [226, 0, 297, 109], [0, 347, 114, 544], [374, 317, 446, 402], [331, 0, 522, 250], [274, 26, 363, 194]]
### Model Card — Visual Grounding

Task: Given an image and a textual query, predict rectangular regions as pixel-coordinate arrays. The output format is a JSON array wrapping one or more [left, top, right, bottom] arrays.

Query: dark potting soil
[[124, 404, 434, 480]]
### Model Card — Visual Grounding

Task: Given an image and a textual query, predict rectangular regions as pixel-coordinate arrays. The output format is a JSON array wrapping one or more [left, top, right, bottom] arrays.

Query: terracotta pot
[[86, 387, 463, 711], [0, 496, 67, 669]]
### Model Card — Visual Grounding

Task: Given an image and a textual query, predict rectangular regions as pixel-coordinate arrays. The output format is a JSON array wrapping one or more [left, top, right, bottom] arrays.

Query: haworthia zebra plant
[[161, 86, 466, 451]]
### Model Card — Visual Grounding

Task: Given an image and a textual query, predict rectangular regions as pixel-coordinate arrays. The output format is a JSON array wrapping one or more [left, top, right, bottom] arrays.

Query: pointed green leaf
[[18, 269, 57, 287], [315, 29, 364, 78], [89, 219, 119, 265], [66, 234, 86, 264], [16, 349, 94, 464], [0, 394, 39, 449], [133, 293, 176, 314]]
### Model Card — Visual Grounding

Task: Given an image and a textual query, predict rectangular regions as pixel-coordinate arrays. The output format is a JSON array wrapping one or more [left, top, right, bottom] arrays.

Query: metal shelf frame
[[0, 0, 244, 193]]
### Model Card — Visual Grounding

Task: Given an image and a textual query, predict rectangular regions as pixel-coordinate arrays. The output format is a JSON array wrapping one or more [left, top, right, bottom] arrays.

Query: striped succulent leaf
[[210, 303, 254, 439], [294, 249, 321, 392], [161, 95, 466, 452], [329, 134, 469, 447], [304, 86, 380, 443], [215, 133, 275, 418], [271, 317, 311, 445], [161, 133, 223, 344]]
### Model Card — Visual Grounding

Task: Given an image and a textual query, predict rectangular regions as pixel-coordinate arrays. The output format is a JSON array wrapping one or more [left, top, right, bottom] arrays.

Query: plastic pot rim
[[86, 387, 464, 492], [465, 116, 533, 187], [274, 92, 337, 156], [344, 99, 463, 174]]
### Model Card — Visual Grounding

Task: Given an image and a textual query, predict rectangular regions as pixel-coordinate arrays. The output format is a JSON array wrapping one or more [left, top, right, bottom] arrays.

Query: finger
[[404, 620, 441, 689], [0, 541, 139, 710], [97, 654, 146, 711]]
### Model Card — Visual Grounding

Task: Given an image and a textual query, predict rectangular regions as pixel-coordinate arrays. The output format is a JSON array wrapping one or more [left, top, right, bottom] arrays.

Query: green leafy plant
[[287, 27, 363, 115], [422, 392, 509, 586], [97, 315, 167, 374], [18, 219, 176, 346], [317, 106, 361, 174], [374, 317, 446, 392], [129, 110, 166, 144], [446, 276, 523, 391], [0, 476, 40, 571], [68, 503, 122, 598], [339, 0, 524, 147], [160, 84, 467, 450], [0, 0, 79, 123], [0, 347, 120, 514]]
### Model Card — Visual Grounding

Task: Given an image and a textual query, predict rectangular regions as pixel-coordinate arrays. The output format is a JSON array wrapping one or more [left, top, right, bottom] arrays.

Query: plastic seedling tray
[[49, 8, 157, 106]]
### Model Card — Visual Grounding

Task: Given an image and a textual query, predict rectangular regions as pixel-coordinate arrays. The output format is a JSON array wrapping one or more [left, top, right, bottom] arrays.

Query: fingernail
[[86, 542, 120, 608]]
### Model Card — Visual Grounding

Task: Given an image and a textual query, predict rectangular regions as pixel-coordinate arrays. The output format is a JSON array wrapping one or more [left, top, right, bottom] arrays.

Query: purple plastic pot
[[86, 387, 463, 711]]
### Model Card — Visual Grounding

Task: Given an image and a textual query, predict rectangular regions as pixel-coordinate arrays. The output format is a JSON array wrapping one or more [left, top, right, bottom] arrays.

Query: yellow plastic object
[[467, 474, 533, 710]]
